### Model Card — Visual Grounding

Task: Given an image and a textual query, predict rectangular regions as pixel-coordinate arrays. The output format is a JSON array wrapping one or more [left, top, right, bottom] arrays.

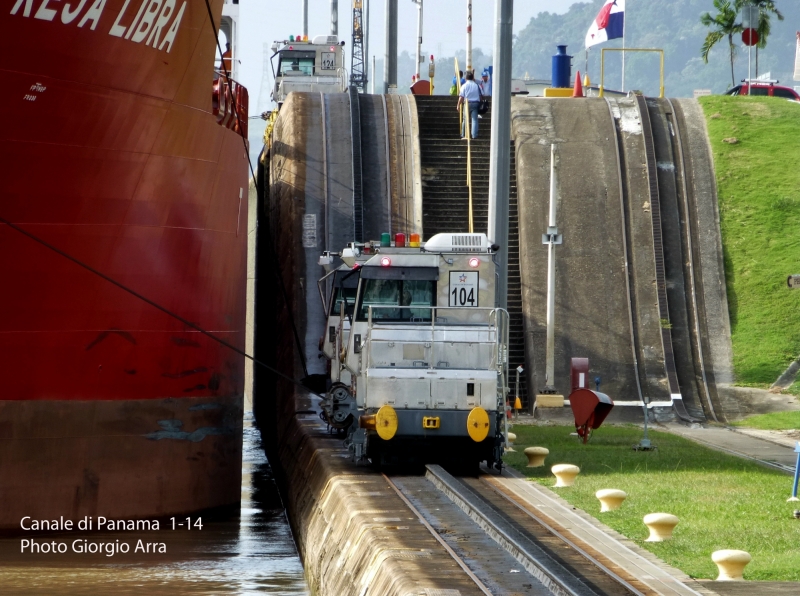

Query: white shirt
[[459, 80, 481, 102]]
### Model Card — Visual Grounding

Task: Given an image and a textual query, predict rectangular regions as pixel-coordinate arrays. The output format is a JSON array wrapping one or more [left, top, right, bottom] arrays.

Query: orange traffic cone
[[572, 71, 584, 98]]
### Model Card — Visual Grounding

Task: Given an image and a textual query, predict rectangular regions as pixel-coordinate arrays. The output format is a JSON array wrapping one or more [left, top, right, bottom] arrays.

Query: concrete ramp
[[513, 98, 650, 412], [512, 96, 738, 422]]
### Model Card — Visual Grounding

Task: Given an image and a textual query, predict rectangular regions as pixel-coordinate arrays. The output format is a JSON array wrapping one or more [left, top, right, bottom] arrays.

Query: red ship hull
[[0, 0, 248, 528]]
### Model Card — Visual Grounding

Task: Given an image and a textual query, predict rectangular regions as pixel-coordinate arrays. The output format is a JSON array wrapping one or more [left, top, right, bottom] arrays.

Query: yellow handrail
[[599, 48, 665, 98], [454, 57, 473, 233]]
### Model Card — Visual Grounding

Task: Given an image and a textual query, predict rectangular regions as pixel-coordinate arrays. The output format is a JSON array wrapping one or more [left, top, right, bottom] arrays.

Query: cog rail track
[[384, 466, 644, 596]]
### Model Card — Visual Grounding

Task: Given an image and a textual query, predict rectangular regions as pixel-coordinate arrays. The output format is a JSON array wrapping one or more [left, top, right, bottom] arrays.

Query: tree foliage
[[511, 0, 798, 97], [701, 0, 740, 87]]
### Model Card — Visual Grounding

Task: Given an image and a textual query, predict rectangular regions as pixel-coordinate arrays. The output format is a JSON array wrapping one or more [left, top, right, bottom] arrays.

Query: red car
[[726, 82, 800, 101]]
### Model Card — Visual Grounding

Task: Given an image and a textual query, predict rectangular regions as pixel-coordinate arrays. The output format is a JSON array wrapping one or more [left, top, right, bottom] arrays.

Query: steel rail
[[635, 95, 697, 423], [426, 466, 594, 596], [382, 473, 493, 596], [480, 475, 645, 596], [664, 97, 719, 423], [604, 98, 646, 410]]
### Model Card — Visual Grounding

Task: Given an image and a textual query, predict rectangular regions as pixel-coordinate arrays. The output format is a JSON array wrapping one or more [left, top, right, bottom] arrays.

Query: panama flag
[[585, 0, 625, 48]]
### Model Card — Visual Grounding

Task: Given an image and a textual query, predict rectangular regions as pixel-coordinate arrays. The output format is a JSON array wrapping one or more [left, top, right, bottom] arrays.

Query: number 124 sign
[[449, 271, 478, 307]]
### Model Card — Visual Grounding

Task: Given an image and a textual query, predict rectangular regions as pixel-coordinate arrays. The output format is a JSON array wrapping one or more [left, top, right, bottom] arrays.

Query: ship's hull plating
[[0, 0, 248, 528]]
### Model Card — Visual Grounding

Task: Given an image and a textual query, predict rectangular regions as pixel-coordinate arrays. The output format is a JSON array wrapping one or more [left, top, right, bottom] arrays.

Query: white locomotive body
[[318, 233, 509, 468]]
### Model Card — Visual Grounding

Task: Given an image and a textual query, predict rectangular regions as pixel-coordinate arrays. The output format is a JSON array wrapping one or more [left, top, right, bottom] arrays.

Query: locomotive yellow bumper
[[363, 407, 497, 441], [466, 407, 490, 442], [359, 405, 398, 440]]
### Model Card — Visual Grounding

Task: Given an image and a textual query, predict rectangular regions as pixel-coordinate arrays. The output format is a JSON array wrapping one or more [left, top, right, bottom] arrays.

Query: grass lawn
[[698, 97, 800, 389], [732, 410, 800, 431], [506, 424, 800, 581]]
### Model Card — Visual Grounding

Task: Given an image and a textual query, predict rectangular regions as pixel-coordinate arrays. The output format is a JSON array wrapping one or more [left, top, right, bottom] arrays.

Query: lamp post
[[411, 0, 423, 81], [466, 0, 472, 75]]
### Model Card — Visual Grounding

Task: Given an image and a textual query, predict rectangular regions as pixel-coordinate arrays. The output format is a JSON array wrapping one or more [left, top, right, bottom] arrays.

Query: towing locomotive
[[317, 232, 509, 468]]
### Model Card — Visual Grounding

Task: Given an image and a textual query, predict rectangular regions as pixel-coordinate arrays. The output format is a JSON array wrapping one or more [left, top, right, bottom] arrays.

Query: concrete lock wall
[[259, 90, 426, 593]]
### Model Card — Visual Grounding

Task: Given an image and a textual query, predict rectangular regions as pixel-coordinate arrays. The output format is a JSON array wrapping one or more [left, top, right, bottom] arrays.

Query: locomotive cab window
[[330, 287, 357, 316], [278, 52, 316, 76], [329, 270, 359, 316], [356, 279, 436, 322]]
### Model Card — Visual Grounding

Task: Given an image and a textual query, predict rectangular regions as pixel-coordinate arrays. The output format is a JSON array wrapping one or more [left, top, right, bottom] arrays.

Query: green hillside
[[699, 96, 800, 389], [514, 0, 800, 98]]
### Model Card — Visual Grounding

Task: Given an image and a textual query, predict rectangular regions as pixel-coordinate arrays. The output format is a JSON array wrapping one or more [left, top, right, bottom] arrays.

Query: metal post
[[599, 49, 605, 97], [331, 0, 338, 36], [789, 443, 800, 501], [303, 0, 308, 38], [429, 54, 435, 94], [413, 0, 423, 80], [466, 0, 473, 75], [544, 143, 558, 391], [384, 0, 397, 93], [584, 48, 588, 81], [621, 10, 626, 92], [487, 0, 513, 311], [365, 0, 369, 86], [371, 55, 376, 94], [503, 406, 510, 449]]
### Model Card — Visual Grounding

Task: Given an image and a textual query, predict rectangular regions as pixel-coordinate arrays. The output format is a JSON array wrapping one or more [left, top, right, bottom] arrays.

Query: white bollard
[[504, 431, 517, 452], [595, 489, 627, 512], [523, 447, 549, 468], [643, 513, 679, 541], [551, 464, 580, 487], [712, 550, 751, 581]]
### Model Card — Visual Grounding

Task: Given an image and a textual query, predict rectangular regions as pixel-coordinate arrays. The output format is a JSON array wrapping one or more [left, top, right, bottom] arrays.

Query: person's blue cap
[[482, 69, 489, 77], [452, 75, 457, 85]]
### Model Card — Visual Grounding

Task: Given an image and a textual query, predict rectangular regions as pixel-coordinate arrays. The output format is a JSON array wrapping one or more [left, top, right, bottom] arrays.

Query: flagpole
[[621, 0, 626, 92]]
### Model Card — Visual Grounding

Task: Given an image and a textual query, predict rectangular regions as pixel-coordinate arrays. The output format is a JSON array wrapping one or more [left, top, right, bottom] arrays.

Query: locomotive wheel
[[329, 383, 351, 402]]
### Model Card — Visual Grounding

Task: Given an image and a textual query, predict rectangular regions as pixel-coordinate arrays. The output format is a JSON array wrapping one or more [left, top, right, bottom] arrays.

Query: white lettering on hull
[[77, 0, 106, 30], [61, 0, 87, 23], [34, 0, 59, 21], [108, 0, 130, 36], [10, 0, 187, 53]]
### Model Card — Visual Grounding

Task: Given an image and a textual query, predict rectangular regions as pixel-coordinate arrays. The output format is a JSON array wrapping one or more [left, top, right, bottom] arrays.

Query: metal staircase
[[414, 95, 527, 408]]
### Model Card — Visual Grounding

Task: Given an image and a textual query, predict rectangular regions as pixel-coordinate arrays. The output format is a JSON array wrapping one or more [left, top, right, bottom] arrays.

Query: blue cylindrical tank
[[551, 45, 571, 88]]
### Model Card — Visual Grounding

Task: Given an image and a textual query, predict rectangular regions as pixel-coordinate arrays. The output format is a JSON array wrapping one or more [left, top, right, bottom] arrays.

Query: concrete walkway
[[659, 423, 798, 473]]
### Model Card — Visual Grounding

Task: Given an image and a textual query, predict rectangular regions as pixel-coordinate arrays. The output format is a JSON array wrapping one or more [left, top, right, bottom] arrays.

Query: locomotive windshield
[[278, 51, 316, 76], [356, 279, 436, 322]]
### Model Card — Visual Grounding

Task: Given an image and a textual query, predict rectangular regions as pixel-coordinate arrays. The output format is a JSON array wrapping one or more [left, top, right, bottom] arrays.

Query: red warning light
[[380, 257, 391, 267], [469, 257, 480, 268]]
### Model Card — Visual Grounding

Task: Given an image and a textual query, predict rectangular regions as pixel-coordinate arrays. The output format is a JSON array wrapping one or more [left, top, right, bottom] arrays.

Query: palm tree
[[701, 0, 741, 88], [736, 0, 784, 77]]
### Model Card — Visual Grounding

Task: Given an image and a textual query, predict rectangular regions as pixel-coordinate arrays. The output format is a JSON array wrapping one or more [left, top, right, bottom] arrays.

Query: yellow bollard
[[523, 447, 549, 467], [551, 464, 580, 487], [643, 513, 679, 541], [595, 489, 627, 512], [711, 550, 751, 581]]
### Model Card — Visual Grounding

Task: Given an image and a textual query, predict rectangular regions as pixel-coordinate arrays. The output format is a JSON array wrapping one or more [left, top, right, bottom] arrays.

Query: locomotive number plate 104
[[449, 271, 478, 307]]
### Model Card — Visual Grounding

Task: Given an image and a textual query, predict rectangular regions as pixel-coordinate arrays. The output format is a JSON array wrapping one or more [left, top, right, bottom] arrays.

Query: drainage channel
[[384, 467, 644, 596]]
